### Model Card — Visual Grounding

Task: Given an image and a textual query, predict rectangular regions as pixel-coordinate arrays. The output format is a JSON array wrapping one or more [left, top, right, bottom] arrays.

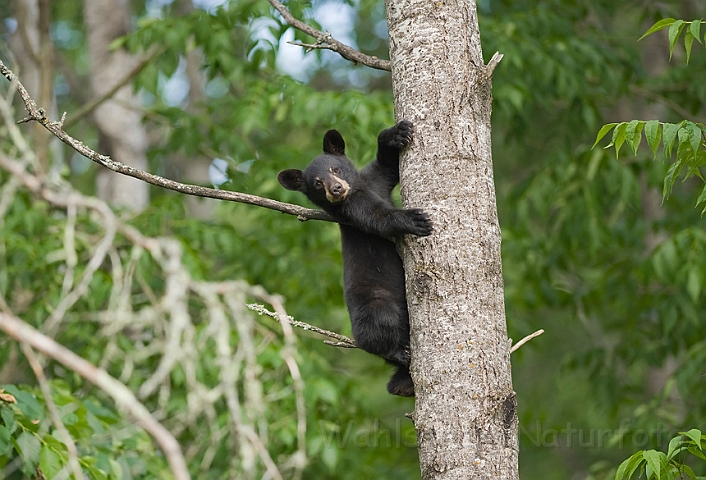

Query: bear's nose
[[331, 183, 344, 195]]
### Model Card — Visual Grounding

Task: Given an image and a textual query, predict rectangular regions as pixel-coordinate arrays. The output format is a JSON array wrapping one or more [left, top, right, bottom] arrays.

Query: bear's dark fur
[[278, 121, 432, 396]]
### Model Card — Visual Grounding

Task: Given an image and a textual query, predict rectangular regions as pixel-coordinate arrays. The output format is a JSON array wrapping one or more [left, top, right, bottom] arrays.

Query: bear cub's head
[[278, 130, 358, 211]]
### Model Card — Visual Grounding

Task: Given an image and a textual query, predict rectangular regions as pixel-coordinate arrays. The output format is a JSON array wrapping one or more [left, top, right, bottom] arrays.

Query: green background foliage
[[1, 0, 705, 478], [0, 383, 168, 479]]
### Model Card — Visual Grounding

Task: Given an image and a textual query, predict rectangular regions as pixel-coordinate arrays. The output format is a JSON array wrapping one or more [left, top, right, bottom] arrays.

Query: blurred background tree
[[0, 0, 704, 478]]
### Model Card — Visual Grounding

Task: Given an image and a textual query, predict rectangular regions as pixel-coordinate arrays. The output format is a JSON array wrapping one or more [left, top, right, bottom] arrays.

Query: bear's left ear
[[278, 169, 305, 191], [323, 130, 345, 156]]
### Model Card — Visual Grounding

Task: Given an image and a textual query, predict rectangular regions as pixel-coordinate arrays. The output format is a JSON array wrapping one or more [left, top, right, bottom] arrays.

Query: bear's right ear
[[323, 130, 345, 155], [278, 169, 305, 191]]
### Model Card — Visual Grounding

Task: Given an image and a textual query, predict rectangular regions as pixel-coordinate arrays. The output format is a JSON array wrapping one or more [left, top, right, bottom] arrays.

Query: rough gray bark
[[83, 0, 149, 211], [385, 0, 519, 478]]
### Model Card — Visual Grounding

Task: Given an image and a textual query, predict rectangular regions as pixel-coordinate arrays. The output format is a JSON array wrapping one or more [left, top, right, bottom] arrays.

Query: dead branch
[[510, 329, 544, 353], [247, 303, 357, 348], [0, 59, 333, 223], [0, 312, 191, 480], [485, 52, 504, 79], [266, 0, 391, 71]]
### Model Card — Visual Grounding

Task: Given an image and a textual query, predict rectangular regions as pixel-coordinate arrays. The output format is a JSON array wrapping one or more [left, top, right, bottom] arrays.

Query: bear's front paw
[[404, 208, 433, 237], [380, 120, 414, 149], [391, 120, 413, 148]]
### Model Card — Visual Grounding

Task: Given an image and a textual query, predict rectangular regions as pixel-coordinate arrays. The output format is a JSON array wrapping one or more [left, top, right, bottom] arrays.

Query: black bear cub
[[278, 121, 432, 396]]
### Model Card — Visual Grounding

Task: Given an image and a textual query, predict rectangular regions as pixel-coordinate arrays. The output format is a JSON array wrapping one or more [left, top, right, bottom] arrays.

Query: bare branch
[[322, 340, 357, 348], [510, 329, 544, 353], [0, 312, 191, 480], [0, 59, 333, 223], [485, 51, 504, 79], [266, 0, 391, 71], [287, 40, 335, 52], [247, 303, 357, 348]]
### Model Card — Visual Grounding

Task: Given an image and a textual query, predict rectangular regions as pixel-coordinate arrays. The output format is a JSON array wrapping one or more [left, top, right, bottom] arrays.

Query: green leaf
[[691, 20, 703, 44], [612, 122, 628, 157], [108, 36, 128, 50], [615, 452, 643, 480], [685, 30, 695, 63], [3, 386, 43, 420], [679, 464, 697, 479], [667, 435, 682, 459], [0, 424, 11, 454], [321, 444, 340, 471], [677, 127, 695, 167], [642, 450, 663, 479], [639, 18, 677, 40], [13, 431, 41, 470], [109, 458, 123, 479], [1, 406, 16, 434], [668, 20, 686, 59], [663, 122, 683, 158], [663, 157, 685, 200], [687, 269, 703, 302], [697, 185, 706, 215], [586, 148, 603, 181], [645, 120, 662, 158], [84, 458, 109, 480], [626, 120, 644, 155], [686, 122, 703, 155], [592, 123, 618, 149], [39, 445, 64, 479], [682, 429, 703, 448]]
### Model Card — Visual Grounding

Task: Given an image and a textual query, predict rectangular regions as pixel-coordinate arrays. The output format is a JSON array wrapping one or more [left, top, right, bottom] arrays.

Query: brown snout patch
[[324, 174, 350, 203]]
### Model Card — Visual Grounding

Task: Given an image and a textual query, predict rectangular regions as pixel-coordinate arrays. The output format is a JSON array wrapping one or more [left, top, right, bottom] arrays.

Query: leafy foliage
[[593, 17, 706, 213], [0, 383, 168, 479], [639, 19, 705, 64], [593, 120, 706, 210], [615, 429, 706, 480]]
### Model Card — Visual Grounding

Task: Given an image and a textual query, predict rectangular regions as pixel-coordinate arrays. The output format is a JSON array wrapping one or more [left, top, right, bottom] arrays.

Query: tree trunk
[[385, 1, 519, 478], [83, 0, 149, 211]]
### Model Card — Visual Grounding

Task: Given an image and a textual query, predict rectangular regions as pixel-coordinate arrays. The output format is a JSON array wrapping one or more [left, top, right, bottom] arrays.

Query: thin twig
[[510, 329, 544, 353], [485, 52, 504, 79], [288, 40, 335, 52], [247, 304, 357, 348], [20, 344, 84, 480], [0, 312, 191, 480], [0, 60, 333, 223], [267, 0, 391, 71]]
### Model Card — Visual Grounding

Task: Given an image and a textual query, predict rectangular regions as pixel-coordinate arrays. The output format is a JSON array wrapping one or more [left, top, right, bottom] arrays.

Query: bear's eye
[[314, 179, 323, 189], [332, 167, 341, 174]]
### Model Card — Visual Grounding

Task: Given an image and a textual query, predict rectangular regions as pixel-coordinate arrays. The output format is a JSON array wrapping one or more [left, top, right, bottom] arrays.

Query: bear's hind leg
[[387, 365, 414, 397]]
